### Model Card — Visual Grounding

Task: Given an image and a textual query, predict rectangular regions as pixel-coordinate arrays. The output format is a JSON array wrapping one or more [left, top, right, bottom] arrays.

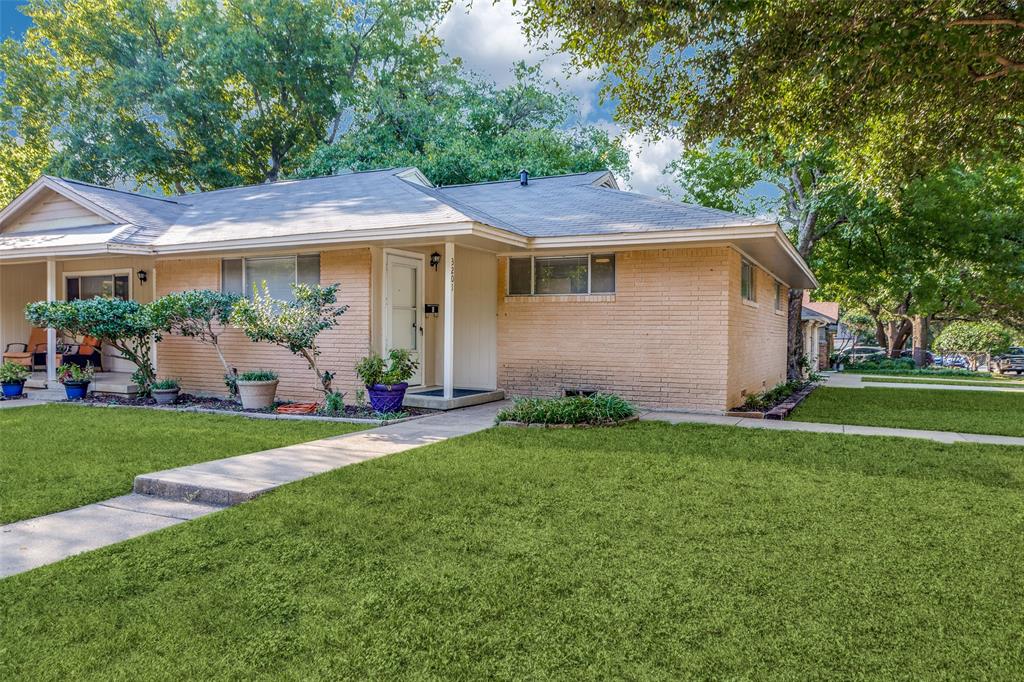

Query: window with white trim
[[507, 254, 615, 295], [221, 254, 320, 301], [741, 259, 756, 302], [774, 282, 783, 311], [66, 273, 130, 301]]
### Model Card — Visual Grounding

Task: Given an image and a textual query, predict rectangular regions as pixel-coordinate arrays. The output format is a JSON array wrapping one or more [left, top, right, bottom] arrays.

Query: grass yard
[[792, 386, 1024, 436], [861, 376, 1024, 389], [3, 423, 1024, 678], [844, 367, 1021, 380], [0, 404, 367, 524]]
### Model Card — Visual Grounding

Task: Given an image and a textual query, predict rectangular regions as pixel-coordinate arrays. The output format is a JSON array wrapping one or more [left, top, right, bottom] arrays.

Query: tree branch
[[949, 15, 1024, 30]]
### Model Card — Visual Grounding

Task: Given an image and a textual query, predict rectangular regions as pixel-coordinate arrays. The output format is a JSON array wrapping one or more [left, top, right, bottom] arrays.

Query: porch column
[[443, 241, 455, 400], [45, 258, 57, 385]]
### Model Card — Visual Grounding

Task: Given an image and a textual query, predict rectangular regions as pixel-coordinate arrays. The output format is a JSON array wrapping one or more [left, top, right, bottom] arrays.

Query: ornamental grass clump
[[497, 392, 636, 425]]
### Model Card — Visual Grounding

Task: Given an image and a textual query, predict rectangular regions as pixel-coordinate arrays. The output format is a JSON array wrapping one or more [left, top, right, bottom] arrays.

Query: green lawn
[[845, 368, 1021, 380], [861, 376, 1024, 389], [792, 386, 1024, 436], [3, 423, 1024, 678], [0, 404, 366, 524]]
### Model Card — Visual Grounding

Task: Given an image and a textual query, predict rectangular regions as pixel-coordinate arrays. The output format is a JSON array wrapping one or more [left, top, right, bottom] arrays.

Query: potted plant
[[151, 378, 181, 405], [355, 348, 419, 413], [58, 362, 94, 400], [235, 369, 279, 409], [0, 360, 30, 398]]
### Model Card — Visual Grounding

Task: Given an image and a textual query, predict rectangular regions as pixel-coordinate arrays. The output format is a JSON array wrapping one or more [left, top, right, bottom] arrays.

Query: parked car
[[990, 347, 1024, 375], [840, 346, 886, 363], [937, 354, 969, 368], [899, 349, 935, 365]]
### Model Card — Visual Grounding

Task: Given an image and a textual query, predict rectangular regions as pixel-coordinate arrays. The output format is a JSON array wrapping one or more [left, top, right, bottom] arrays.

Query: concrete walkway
[[826, 372, 1024, 392], [641, 410, 1024, 447], [0, 402, 502, 578]]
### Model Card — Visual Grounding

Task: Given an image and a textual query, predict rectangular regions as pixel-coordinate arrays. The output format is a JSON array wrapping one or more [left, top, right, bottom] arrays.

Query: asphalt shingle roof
[[1, 167, 772, 253]]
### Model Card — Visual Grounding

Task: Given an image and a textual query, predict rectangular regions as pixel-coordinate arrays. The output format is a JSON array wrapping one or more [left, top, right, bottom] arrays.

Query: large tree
[[519, 1, 1024, 190], [296, 61, 628, 185], [0, 0, 444, 202]]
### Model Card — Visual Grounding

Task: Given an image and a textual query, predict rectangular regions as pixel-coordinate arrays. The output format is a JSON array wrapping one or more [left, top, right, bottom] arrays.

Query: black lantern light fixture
[[430, 252, 441, 271], [137, 269, 148, 284]]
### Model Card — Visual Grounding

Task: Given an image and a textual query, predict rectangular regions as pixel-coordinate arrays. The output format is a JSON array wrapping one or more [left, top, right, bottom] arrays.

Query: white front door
[[384, 252, 424, 386]]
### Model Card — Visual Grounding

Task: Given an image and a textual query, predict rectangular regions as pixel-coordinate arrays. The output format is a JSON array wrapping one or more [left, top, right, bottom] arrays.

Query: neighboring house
[[0, 169, 816, 411], [801, 292, 839, 370]]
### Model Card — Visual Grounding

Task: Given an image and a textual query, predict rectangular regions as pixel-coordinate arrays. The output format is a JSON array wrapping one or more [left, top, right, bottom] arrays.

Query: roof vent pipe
[[519, 169, 529, 186]]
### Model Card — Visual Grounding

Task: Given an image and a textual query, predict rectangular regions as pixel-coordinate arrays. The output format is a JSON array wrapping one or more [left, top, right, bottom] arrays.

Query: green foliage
[[297, 62, 628, 186], [934, 322, 1015, 358], [0, 361, 30, 384], [354, 348, 418, 388], [518, 1, 1024, 192], [57, 362, 95, 384], [236, 370, 278, 382], [149, 290, 238, 374], [663, 146, 765, 214], [848, 357, 916, 371], [25, 298, 166, 393], [150, 378, 181, 390], [741, 380, 808, 411], [496, 392, 636, 425], [320, 390, 346, 416], [229, 283, 347, 395], [0, 0, 447, 200]]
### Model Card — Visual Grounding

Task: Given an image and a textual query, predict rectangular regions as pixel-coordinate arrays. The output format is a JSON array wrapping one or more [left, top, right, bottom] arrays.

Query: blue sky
[[0, 0, 685, 196], [0, 1, 31, 40]]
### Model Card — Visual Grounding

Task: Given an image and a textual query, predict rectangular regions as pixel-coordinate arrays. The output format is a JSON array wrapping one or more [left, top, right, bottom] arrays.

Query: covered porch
[[370, 241, 505, 410], [0, 255, 155, 393]]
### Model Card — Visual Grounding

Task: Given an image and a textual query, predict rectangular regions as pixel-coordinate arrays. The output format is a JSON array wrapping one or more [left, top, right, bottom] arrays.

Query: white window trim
[[506, 254, 615, 296], [741, 259, 757, 303], [64, 268, 134, 302]]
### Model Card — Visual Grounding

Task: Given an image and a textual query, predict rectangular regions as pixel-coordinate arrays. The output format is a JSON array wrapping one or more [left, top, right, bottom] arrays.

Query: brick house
[[0, 169, 817, 411]]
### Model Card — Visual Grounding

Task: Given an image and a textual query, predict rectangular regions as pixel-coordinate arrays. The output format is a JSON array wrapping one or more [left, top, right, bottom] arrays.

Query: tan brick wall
[[497, 247, 734, 411], [725, 252, 789, 408], [155, 248, 371, 402]]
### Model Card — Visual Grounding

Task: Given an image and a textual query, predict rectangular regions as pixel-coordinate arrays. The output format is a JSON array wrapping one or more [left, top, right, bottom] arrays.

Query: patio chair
[[2, 327, 62, 370], [63, 336, 103, 371]]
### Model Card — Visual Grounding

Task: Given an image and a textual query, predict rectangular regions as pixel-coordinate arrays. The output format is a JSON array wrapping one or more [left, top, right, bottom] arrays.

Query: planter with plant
[[151, 378, 181, 405], [230, 283, 348, 409], [0, 360, 30, 398], [355, 348, 419, 413], [235, 370, 279, 410], [58, 363, 95, 400]]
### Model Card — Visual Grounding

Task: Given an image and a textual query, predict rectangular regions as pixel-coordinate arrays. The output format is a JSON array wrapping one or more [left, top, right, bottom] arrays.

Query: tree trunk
[[912, 315, 930, 367], [886, 319, 912, 357], [787, 288, 804, 380]]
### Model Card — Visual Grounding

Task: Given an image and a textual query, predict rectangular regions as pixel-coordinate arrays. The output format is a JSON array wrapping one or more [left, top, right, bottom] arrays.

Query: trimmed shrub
[[497, 392, 636, 425]]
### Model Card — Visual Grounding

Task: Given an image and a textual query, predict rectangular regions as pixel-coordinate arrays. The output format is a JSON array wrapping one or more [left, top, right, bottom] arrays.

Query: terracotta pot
[[152, 387, 180, 405], [236, 379, 279, 410]]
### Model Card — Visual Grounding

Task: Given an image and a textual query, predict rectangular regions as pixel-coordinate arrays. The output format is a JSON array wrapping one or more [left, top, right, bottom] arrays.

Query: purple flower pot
[[64, 381, 90, 401], [366, 383, 408, 413], [2, 381, 25, 398]]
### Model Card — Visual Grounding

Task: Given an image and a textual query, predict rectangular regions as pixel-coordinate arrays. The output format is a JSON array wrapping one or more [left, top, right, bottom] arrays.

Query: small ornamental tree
[[229, 283, 348, 397], [933, 321, 1014, 371], [25, 298, 168, 394], [149, 290, 240, 393]]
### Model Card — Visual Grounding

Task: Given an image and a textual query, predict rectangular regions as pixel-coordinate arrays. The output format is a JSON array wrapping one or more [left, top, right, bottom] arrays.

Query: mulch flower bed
[[71, 393, 434, 422], [726, 383, 818, 420]]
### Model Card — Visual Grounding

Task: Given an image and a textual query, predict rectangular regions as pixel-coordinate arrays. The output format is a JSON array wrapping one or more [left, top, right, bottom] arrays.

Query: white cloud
[[438, 1, 682, 196]]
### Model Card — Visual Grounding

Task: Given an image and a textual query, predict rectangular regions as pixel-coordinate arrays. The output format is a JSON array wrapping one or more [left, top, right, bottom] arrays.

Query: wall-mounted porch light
[[430, 252, 441, 271], [136, 269, 148, 284]]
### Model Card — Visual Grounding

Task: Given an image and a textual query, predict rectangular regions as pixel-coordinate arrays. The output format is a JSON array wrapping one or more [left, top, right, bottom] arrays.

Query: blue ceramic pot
[[366, 382, 408, 413], [64, 381, 90, 400], [1, 381, 25, 398]]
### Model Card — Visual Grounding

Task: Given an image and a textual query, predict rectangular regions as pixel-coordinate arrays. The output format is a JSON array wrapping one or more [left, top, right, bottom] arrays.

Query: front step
[[134, 470, 277, 507]]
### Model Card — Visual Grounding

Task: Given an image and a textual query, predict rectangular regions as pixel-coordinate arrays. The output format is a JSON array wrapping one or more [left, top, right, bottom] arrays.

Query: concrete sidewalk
[[0, 402, 503, 579], [641, 410, 1024, 446]]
